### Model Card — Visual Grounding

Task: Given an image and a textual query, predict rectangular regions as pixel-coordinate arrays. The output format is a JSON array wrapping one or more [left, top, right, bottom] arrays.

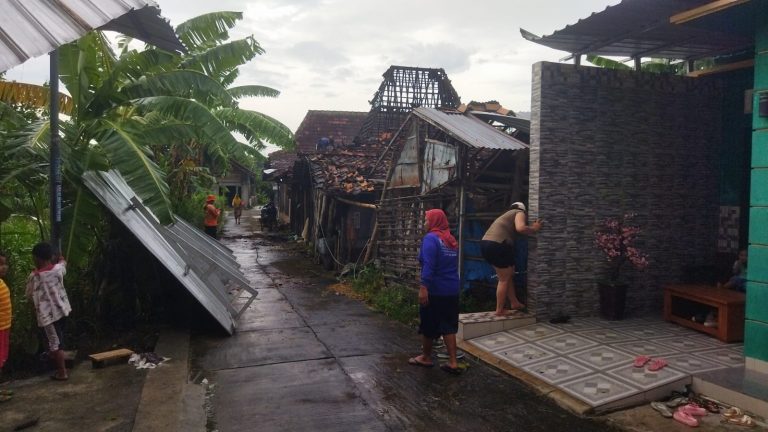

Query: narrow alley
[[190, 210, 620, 432]]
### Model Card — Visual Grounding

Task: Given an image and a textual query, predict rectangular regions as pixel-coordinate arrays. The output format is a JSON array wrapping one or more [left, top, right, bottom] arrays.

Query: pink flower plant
[[594, 213, 650, 284]]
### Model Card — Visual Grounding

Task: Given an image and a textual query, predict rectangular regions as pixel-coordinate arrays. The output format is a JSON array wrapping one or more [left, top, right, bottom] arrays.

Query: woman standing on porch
[[481, 202, 542, 316], [408, 208, 462, 374]]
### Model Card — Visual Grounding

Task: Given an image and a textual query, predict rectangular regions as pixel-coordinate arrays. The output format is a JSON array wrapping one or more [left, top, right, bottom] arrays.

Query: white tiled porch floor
[[465, 316, 744, 412]]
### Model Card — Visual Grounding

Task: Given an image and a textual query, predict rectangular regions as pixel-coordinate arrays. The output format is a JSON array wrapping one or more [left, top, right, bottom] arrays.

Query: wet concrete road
[[190, 211, 620, 432]]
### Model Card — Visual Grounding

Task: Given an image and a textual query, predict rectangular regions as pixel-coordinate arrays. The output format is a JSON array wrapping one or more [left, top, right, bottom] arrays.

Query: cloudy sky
[[5, 0, 618, 143]]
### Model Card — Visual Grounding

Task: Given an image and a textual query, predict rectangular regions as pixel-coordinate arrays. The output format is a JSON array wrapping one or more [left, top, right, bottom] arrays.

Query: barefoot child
[[25, 243, 71, 381], [0, 250, 13, 401]]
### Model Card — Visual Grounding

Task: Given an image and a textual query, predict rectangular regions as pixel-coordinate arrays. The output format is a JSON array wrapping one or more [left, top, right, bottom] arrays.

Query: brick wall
[[529, 62, 722, 319]]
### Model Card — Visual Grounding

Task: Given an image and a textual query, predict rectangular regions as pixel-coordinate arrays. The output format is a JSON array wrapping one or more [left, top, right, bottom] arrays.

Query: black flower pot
[[597, 282, 628, 320]]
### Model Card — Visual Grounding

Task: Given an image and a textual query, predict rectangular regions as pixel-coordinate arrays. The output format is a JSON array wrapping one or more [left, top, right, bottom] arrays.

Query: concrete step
[[458, 311, 536, 340], [692, 367, 768, 419]]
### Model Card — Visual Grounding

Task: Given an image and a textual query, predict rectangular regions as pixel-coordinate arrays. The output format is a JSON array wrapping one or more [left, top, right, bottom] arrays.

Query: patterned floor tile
[[469, 332, 524, 351], [595, 318, 658, 328], [611, 340, 679, 358], [492, 343, 557, 367], [697, 348, 745, 367], [729, 344, 744, 354], [663, 353, 729, 374], [535, 333, 598, 355], [522, 357, 593, 385], [570, 345, 634, 370], [607, 364, 687, 390], [654, 335, 720, 352], [576, 328, 636, 344], [559, 373, 639, 407], [548, 319, 602, 332], [509, 323, 564, 341], [618, 325, 678, 340]]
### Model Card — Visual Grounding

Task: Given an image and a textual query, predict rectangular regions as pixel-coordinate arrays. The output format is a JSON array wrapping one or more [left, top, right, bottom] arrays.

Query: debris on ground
[[128, 352, 169, 369], [89, 348, 135, 368]]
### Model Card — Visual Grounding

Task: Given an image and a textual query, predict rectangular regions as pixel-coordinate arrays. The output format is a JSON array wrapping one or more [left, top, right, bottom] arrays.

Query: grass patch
[[336, 265, 499, 325]]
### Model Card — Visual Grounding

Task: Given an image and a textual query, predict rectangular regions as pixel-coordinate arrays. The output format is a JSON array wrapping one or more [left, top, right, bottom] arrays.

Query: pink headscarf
[[425, 209, 458, 250]]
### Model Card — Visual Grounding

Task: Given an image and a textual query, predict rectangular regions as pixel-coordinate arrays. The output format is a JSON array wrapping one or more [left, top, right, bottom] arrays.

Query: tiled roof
[[306, 147, 390, 196], [294, 110, 368, 153], [266, 149, 298, 179]]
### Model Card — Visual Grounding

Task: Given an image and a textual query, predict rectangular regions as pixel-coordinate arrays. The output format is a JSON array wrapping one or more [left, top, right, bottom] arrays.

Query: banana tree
[[0, 11, 294, 264]]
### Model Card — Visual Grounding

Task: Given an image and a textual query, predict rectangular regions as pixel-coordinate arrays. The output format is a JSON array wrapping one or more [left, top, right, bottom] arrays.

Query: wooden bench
[[663, 284, 745, 343], [89, 348, 135, 368]]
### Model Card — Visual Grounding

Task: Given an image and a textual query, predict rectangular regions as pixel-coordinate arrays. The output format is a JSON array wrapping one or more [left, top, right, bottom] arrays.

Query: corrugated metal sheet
[[83, 170, 258, 335], [520, 0, 753, 60], [412, 107, 529, 151], [0, 0, 185, 72], [469, 111, 530, 134]]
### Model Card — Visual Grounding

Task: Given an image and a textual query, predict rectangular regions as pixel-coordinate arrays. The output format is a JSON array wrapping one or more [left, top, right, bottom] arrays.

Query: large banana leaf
[[131, 96, 241, 162], [0, 82, 74, 115], [181, 37, 264, 79], [176, 11, 243, 51], [586, 55, 631, 70], [227, 85, 280, 99], [215, 107, 294, 150], [122, 70, 235, 108], [99, 120, 173, 223]]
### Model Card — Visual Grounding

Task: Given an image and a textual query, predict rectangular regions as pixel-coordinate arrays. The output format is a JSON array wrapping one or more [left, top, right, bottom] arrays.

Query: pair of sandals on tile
[[632, 355, 666, 371]]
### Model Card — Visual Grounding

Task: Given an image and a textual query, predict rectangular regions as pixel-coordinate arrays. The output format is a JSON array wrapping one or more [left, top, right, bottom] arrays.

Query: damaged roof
[[0, 0, 184, 72], [83, 170, 257, 335], [294, 110, 368, 153], [412, 107, 529, 151], [305, 146, 389, 196], [520, 0, 754, 60], [266, 149, 298, 179]]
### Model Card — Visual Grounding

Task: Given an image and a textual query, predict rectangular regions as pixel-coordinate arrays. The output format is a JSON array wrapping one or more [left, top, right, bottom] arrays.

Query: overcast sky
[[5, 0, 618, 145]]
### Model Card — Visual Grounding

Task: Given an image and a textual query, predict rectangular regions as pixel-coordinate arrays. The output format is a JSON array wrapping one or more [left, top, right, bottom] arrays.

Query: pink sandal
[[633, 355, 651, 368], [679, 403, 707, 417], [673, 408, 699, 427], [647, 358, 667, 372]]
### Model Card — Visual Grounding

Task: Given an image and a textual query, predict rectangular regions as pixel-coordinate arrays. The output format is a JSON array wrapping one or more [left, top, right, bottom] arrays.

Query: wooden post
[[457, 145, 466, 283]]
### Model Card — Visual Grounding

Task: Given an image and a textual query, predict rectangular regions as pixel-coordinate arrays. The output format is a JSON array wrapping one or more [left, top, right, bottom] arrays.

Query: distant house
[[266, 110, 367, 229], [219, 159, 257, 207]]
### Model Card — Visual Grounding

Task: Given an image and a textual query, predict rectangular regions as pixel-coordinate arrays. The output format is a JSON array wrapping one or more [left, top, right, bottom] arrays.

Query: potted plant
[[594, 214, 650, 320]]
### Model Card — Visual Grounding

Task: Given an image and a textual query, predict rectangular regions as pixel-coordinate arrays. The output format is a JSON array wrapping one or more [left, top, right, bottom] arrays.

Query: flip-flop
[[0, 394, 11, 403], [647, 358, 667, 372], [633, 355, 651, 368], [673, 409, 699, 427], [650, 401, 673, 418], [440, 364, 463, 375], [0, 389, 14, 396], [723, 407, 744, 418], [50, 374, 69, 381], [722, 414, 757, 427], [408, 357, 434, 368]]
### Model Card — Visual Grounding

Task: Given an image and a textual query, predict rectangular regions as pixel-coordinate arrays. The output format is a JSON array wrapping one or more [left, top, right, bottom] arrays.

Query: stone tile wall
[[529, 62, 722, 319]]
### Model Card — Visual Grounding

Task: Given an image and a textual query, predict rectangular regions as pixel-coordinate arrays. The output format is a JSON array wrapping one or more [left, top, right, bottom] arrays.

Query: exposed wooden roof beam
[[687, 58, 754, 77], [670, 0, 749, 25]]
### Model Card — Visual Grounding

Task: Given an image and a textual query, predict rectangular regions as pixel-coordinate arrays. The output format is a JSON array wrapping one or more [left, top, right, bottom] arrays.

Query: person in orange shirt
[[0, 250, 12, 401], [203, 194, 221, 239]]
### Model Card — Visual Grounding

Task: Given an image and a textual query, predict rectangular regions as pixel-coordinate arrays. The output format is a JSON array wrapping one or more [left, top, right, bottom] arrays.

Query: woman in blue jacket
[[408, 209, 462, 374]]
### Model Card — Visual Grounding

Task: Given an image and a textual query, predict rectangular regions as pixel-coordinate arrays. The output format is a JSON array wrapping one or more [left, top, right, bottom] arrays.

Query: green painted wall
[[747, 2, 768, 364]]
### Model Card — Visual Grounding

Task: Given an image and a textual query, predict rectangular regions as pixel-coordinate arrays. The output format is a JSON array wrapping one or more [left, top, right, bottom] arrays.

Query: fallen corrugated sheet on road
[[82, 170, 257, 335]]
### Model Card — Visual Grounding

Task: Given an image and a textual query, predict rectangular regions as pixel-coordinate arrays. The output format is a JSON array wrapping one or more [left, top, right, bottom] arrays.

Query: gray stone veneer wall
[[528, 62, 722, 319]]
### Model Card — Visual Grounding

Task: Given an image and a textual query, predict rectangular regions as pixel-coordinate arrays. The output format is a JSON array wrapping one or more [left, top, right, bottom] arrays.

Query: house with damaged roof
[[265, 110, 367, 229], [286, 66, 466, 269]]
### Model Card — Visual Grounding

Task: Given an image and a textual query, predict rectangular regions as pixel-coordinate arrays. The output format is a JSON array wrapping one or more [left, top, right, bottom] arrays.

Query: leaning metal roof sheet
[[412, 107, 529, 151], [83, 170, 257, 334], [0, 0, 185, 72], [520, 0, 754, 60]]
